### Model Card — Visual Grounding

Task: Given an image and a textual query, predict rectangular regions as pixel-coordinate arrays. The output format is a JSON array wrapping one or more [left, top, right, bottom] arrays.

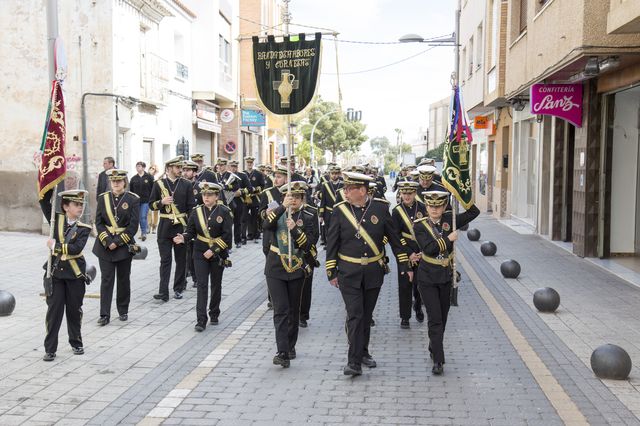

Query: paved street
[[1, 211, 640, 425]]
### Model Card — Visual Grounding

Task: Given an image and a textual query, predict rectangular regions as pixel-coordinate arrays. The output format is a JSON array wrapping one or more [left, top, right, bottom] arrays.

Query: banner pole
[[451, 0, 462, 302]]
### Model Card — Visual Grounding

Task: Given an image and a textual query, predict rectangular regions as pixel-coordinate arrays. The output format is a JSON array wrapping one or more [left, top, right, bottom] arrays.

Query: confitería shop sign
[[530, 83, 583, 127]]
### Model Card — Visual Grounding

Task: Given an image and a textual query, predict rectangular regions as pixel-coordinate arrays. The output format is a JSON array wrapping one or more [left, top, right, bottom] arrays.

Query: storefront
[[510, 106, 539, 227]]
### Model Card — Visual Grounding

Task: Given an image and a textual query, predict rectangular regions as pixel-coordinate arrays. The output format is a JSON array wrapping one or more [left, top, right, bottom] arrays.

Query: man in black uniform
[[262, 181, 317, 367], [318, 165, 343, 246], [96, 156, 115, 200], [280, 155, 305, 182], [175, 182, 233, 330], [326, 172, 411, 376], [149, 156, 196, 301], [191, 153, 217, 182], [43, 190, 92, 361], [415, 165, 448, 204], [228, 160, 251, 247], [93, 169, 140, 325], [391, 181, 426, 328], [298, 199, 319, 328], [414, 191, 479, 375], [129, 161, 154, 241], [243, 156, 265, 243], [370, 166, 387, 199], [263, 164, 274, 189], [182, 160, 200, 285]]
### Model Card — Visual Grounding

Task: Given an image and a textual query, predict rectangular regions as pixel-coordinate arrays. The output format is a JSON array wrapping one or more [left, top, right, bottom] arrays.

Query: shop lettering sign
[[530, 83, 583, 127]]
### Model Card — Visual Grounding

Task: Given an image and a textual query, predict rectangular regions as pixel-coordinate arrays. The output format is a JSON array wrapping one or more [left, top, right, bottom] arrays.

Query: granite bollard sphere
[[134, 246, 148, 260], [467, 228, 481, 241], [480, 241, 497, 256], [591, 344, 632, 380], [500, 259, 521, 278], [86, 264, 97, 282], [459, 223, 469, 231], [0, 290, 16, 316], [533, 287, 560, 312]]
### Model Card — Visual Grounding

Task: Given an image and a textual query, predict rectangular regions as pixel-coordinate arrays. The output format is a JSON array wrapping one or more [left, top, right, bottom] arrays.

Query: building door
[[487, 139, 494, 213], [561, 124, 574, 242], [606, 85, 640, 256]]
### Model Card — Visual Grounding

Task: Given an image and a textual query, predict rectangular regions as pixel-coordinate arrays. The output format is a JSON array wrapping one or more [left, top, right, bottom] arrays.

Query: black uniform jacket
[[375, 176, 387, 198], [236, 171, 253, 205], [47, 213, 91, 280], [149, 177, 196, 238], [245, 169, 266, 207], [414, 204, 480, 285], [391, 200, 427, 256], [326, 198, 411, 289], [415, 181, 449, 204], [262, 204, 316, 280], [93, 191, 140, 262], [318, 180, 344, 218], [183, 203, 233, 258]]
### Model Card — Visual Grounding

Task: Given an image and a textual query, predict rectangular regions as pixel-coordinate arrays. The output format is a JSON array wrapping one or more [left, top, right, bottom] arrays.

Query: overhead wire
[[323, 46, 437, 75]]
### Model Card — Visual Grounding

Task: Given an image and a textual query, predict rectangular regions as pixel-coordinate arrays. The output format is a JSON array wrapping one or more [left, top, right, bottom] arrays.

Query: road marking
[[457, 250, 588, 426], [138, 302, 270, 425]]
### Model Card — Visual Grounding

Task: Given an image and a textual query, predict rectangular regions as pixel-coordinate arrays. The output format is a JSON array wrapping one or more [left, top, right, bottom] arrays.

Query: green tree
[[419, 142, 446, 163], [300, 99, 368, 162], [295, 138, 323, 167], [369, 135, 412, 172]]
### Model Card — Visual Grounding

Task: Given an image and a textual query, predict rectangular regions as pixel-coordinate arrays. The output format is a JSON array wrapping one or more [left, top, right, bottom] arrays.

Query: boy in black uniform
[[243, 156, 265, 244], [191, 153, 217, 184], [414, 191, 479, 375], [149, 156, 196, 301], [262, 181, 317, 368], [391, 181, 426, 328], [326, 172, 411, 376], [415, 165, 448, 204], [182, 160, 200, 285], [175, 182, 232, 330], [43, 190, 92, 361], [93, 169, 140, 325], [318, 165, 343, 246], [298, 200, 319, 328]]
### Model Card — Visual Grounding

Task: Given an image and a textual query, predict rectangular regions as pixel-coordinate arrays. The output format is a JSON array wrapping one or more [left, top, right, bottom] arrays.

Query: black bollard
[[500, 259, 521, 279], [467, 228, 481, 241], [533, 287, 560, 312], [480, 241, 497, 256], [591, 344, 632, 380], [0, 290, 16, 316]]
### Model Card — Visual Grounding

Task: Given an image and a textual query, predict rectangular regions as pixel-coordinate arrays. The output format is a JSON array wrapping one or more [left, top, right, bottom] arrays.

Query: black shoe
[[343, 363, 362, 376], [415, 310, 425, 323], [273, 352, 290, 368], [400, 319, 410, 329], [267, 301, 273, 309], [299, 319, 308, 328], [362, 355, 377, 368], [210, 317, 219, 325], [119, 314, 128, 321], [97, 316, 109, 326], [241, 239, 247, 245], [194, 324, 205, 332], [141, 234, 147, 241], [153, 294, 169, 302], [72, 347, 84, 355], [236, 243, 242, 249], [254, 239, 260, 244], [432, 362, 444, 375], [43, 352, 56, 362], [174, 292, 183, 300], [288, 348, 296, 359], [370, 318, 376, 327]]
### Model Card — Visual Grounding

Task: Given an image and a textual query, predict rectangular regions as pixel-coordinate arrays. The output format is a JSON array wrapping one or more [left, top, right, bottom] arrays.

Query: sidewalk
[[458, 214, 640, 420]]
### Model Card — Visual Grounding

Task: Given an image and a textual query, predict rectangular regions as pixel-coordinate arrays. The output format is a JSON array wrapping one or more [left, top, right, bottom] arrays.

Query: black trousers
[[232, 200, 244, 244], [340, 282, 381, 366], [194, 254, 224, 325], [417, 281, 452, 364], [266, 276, 304, 353], [186, 238, 197, 282], [157, 237, 187, 296], [244, 205, 260, 240], [398, 267, 422, 320], [98, 257, 132, 318], [300, 270, 314, 321], [44, 277, 85, 353]]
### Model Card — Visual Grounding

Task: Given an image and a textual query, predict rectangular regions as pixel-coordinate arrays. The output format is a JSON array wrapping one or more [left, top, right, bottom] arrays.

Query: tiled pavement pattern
[[461, 215, 640, 420], [0, 209, 638, 424]]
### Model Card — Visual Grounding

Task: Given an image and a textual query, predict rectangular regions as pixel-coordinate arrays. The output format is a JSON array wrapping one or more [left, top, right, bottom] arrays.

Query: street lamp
[[398, 32, 456, 46]]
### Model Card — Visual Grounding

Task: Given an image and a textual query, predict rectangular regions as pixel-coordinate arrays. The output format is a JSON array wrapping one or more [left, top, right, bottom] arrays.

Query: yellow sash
[[396, 206, 416, 242], [336, 203, 382, 257], [157, 180, 187, 226], [196, 206, 213, 248]]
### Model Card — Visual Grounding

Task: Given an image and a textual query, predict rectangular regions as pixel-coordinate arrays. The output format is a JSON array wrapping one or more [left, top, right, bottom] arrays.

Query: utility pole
[[454, 0, 461, 86]]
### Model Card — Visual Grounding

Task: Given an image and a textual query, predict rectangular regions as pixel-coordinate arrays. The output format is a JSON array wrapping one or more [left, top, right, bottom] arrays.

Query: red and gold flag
[[38, 80, 66, 199]]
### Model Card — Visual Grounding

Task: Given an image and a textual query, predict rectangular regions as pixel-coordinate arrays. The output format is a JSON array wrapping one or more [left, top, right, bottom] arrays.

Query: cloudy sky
[[290, 0, 455, 148]]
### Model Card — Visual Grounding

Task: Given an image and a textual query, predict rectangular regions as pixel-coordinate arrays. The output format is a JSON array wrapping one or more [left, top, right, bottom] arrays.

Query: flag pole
[[283, 0, 292, 268], [451, 0, 462, 301]]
